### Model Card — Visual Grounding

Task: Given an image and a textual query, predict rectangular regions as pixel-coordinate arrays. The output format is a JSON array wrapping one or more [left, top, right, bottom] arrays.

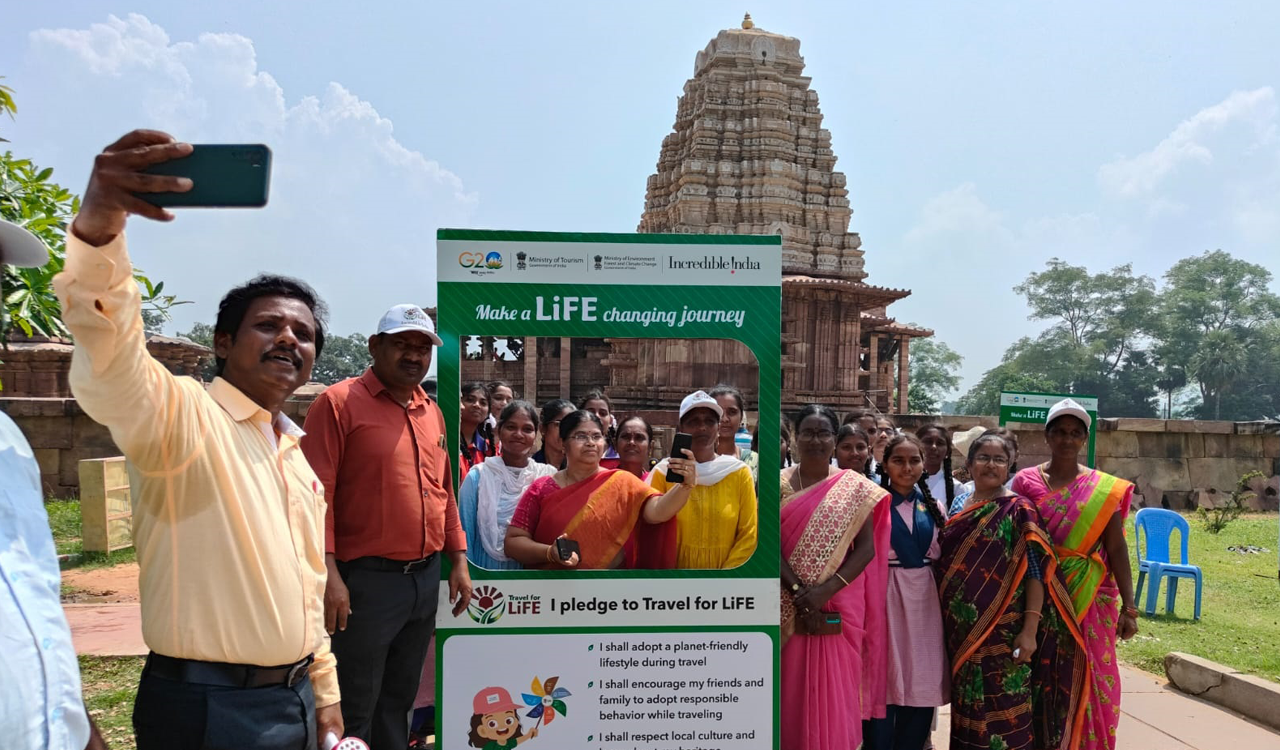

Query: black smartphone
[[554, 537, 580, 563], [137, 144, 272, 208], [665, 432, 693, 483]]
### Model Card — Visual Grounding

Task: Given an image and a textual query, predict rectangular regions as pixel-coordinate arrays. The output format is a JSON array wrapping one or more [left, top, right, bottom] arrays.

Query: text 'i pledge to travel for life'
[[474, 297, 748, 328], [550, 594, 755, 615]]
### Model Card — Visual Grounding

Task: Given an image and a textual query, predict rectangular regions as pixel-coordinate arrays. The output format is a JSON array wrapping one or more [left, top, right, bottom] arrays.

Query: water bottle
[[734, 423, 752, 455]]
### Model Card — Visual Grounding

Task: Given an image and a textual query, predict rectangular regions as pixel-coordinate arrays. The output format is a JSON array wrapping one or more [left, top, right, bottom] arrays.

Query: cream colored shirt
[[53, 231, 338, 706]]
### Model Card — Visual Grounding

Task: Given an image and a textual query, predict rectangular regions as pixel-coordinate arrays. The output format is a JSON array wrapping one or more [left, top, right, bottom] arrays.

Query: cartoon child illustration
[[468, 686, 539, 749]]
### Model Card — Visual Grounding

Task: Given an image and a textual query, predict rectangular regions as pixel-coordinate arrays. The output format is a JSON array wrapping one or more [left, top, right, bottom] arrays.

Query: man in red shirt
[[302, 304, 472, 749]]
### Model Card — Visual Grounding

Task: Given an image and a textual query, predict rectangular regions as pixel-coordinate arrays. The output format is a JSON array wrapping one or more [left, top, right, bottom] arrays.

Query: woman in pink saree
[[1011, 398, 1139, 750], [780, 405, 891, 750]]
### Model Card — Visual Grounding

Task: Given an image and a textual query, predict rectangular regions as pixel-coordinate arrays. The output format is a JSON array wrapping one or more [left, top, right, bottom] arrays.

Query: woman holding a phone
[[649, 391, 759, 570], [504, 410, 696, 569], [779, 405, 891, 750]]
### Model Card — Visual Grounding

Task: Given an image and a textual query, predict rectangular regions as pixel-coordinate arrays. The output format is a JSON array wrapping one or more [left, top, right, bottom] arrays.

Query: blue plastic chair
[[1134, 507, 1203, 620]]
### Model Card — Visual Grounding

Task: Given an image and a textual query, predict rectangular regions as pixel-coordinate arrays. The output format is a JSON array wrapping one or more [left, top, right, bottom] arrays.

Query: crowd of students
[[450, 377, 1139, 749], [779, 399, 1138, 750], [456, 383, 760, 572]]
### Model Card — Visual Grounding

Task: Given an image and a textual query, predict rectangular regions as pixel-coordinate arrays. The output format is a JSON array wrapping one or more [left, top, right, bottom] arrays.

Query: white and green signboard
[[435, 229, 782, 750], [999, 391, 1098, 467]]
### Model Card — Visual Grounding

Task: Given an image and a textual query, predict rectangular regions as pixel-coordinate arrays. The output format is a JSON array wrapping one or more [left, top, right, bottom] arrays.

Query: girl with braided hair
[[864, 434, 949, 750], [916, 424, 961, 515]]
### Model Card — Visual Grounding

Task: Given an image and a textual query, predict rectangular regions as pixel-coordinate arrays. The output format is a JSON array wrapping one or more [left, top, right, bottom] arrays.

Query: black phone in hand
[[665, 432, 693, 483], [555, 537, 580, 562]]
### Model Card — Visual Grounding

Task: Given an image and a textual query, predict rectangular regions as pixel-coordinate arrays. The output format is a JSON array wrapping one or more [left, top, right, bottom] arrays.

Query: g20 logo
[[458, 251, 503, 270]]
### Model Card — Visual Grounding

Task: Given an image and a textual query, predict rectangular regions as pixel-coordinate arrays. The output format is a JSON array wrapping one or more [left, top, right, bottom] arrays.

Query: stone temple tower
[[636, 14, 931, 415]]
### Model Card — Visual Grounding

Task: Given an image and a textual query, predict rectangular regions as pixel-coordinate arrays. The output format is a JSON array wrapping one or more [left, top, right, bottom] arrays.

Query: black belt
[[343, 553, 439, 574], [889, 558, 934, 568], [146, 652, 313, 689]]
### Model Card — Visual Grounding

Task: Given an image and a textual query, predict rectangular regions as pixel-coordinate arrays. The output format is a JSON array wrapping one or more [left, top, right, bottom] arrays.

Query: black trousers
[[333, 555, 441, 750], [132, 666, 316, 750], [864, 705, 935, 750]]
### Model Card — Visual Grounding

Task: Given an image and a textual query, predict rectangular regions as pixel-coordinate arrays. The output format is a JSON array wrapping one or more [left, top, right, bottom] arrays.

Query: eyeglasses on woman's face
[[568, 431, 606, 444], [971, 454, 1009, 466], [797, 429, 835, 442]]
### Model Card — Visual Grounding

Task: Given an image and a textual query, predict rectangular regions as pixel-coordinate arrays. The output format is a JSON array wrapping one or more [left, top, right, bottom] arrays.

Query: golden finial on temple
[[742, 12, 754, 29]]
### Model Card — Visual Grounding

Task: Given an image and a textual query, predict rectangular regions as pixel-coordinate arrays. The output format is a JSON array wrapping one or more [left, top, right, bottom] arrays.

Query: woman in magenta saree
[[1011, 399, 1139, 750], [779, 405, 891, 750], [939, 434, 1090, 750]]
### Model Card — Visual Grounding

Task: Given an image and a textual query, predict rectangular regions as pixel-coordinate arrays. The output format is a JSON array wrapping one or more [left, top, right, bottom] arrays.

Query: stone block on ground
[[1165, 652, 1280, 732], [1164, 490, 1196, 511]]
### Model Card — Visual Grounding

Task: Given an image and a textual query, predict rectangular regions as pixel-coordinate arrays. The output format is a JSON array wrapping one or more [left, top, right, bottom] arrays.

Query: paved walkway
[[67, 603, 1279, 748], [935, 665, 1280, 749]]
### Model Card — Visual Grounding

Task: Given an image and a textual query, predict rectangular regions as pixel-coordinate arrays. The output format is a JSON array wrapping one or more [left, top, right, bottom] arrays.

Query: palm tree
[[1191, 330, 1247, 420]]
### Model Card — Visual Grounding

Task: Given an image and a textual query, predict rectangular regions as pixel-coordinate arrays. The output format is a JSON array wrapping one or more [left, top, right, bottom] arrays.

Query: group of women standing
[[782, 398, 1139, 750], [457, 382, 760, 572]]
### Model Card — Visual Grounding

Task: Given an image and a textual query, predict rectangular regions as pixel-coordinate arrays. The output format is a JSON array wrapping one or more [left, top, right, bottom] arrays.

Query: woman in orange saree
[[505, 410, 696, 569], [779, 405, 891, 750], [1010, 399, 1138, 750]]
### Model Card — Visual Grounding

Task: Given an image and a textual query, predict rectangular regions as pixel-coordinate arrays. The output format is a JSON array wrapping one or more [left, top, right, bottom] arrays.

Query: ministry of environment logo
[[594, 255, 603, 270], [458, 251, 504, 270], [517, 251, 527, 270], [468, 585, 506, 624]]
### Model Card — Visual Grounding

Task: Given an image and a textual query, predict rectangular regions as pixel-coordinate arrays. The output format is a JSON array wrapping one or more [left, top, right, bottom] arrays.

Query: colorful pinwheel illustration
[[522, 676, 571, 726]]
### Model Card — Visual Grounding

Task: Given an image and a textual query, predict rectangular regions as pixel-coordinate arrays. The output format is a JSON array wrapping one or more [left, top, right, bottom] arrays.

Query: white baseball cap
[[679, 390, 724, 421], [0, 219, 50, 268], [1046, 398, 1091, 431], [376, 304, 442, 346]]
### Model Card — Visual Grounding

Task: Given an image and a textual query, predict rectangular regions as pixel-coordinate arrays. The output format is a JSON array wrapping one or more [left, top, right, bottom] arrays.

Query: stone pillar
[[559, 337, 572, 399], [523, 336, 538, 404], [868, 334, 880, 403], [897, 336, 910, 414]]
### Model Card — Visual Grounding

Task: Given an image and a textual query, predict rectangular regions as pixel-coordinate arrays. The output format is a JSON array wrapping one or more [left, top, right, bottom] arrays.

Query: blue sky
[[3, 1, 1278, 393]]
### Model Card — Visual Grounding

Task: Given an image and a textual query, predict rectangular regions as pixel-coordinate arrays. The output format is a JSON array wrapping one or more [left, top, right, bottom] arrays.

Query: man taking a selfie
[[54, 130, 342, 749]]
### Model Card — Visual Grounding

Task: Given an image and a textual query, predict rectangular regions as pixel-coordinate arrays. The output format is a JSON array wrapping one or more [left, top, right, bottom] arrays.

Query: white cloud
[[14, 14, 477, 344], [1098, 87, 1277, 199]]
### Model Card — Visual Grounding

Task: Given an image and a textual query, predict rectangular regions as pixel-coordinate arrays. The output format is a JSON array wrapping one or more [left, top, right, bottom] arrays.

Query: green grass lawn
[[1118, 512, 1280, 682], [47, 499, 136, 570], [80, 656, 144, 750]]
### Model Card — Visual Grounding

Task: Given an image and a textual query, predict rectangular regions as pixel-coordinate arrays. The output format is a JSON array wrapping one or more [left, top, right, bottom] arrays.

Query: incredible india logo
[[459, 250, 504, 269], [468, 585, 506, 624]]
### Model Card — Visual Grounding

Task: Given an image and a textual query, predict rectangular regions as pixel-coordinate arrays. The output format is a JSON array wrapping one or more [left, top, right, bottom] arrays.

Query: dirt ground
[[61, 563, 140, 603]]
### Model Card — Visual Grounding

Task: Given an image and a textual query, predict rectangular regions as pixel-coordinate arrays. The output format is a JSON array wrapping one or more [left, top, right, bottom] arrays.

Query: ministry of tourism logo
[[468, 585, 506, 624], [458, 251, 504, 270], [517, 251, 527, 270]]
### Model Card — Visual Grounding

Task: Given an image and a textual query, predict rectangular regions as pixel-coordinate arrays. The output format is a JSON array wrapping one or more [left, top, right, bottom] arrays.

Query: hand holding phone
[[665, 433, 694, 483], [550, 535, 579, 568], [137, 144, 272, 208]]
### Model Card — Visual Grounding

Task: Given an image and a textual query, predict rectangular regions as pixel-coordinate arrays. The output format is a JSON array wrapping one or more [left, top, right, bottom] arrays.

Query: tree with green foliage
[[959, 259, 1160, 417], [1156, 251, 1280, 420], [901, 335, 963, 414], [0, 86, 185, 345]]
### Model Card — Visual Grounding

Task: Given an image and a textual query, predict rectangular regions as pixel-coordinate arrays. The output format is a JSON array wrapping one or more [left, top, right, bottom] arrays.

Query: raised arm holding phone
[[55, 130, 342, 749]]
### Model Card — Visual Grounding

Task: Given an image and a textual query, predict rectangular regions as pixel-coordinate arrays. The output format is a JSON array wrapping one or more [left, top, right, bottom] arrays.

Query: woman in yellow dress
[[649, 390, 759, 569]]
